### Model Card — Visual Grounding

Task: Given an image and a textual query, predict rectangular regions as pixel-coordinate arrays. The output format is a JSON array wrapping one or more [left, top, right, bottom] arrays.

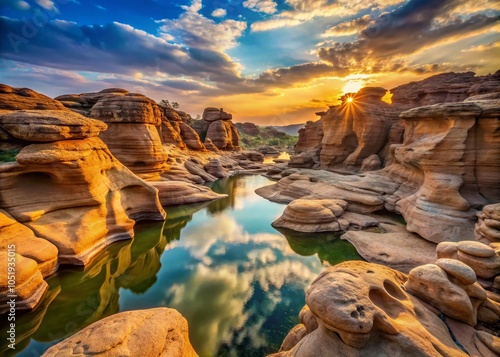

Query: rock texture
[[320, 87, 399, 169], [274, 261, 481, 357], [191, 107, 240, 151], [0, 109, 165, 266], [1, 84, 69, 111], [0, 252, 48, 314], [55, 88, 129, 115], [272, 198, 381, 233], [90, 93, 168, 180], [0, 209, 58, 277], [475, 203, 500, 244], [202, 107, 232, 122], [42, 308, 198, 357]]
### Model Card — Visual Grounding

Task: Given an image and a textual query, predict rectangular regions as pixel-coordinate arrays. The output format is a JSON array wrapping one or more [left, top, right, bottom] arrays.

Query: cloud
[[316, 0, 500, 75], [34, 0, 58, 12], [96, 5, 106, 11], [4, 0, 31, 10], [157, 2, 246, 51], [251, 0, 405, 32], [243, 0, 278, 15], [211, 8, 227, 17], [322, 14, 372, 37], [461, 41, 500, 52]]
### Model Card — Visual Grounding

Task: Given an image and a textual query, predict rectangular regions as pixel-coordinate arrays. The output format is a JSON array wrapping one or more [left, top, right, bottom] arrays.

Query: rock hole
[[383, 280, 407, 301]]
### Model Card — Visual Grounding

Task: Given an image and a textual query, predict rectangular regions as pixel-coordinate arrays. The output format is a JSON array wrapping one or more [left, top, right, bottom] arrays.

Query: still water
[[4, 175, 361, 357]]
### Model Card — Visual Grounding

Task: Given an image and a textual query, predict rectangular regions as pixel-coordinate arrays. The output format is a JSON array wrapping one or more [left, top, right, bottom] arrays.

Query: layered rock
[[90, 93, 168, 180], [55, 88, 129, 115], [42, 308, 198, 357], [0, 252, 48, 314], [179, 122, 205, 150], [475, 203, 500, 244], [202, 107, 232, 122], [1, 84, 68, 111], [272, 198, 380, 233], [0, 209, 58, 277], [320, 87, 400, 169], [191, 107, 241, 151], [0, 110, 165, 266], [274, 261, 500, 357]]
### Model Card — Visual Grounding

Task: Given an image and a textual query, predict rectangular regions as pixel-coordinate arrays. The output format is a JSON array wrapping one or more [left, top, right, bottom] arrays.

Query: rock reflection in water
[[9, 175, 362, 357]]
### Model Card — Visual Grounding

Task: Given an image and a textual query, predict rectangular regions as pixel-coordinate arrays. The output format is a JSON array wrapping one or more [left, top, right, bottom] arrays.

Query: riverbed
[[4, 175, 361, 357]]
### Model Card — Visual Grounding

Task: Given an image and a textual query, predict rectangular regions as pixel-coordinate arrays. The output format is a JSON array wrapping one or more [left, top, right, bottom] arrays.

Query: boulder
[[360, 154, 381, 172], [184, 160, 217, 182], [205, 120, 240, 150], [0, 84, 68, 111], [90, 93, 168, 179], [0, 136, 166, 265], [203, 138, 220, 152], [204, 159, 230, 178], [41, 308, 198, 357], [475, 203, 500, 244], [294, 119, 323, 154], [161, 119, 186, 149], [0, 110, 107, 142], [202, 107, 232, 122], [0, 252, 48, 313], [277, 261, 471, 356], [179, 122, 205, 150]]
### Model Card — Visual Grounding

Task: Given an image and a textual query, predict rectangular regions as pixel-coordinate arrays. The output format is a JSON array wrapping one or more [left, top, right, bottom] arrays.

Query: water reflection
[[6, 175, 361, 357]]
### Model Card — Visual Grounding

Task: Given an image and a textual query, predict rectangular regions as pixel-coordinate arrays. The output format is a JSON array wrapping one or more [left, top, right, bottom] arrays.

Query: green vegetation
[[239, 127, 298, 150], [0, 149, 20, 163]]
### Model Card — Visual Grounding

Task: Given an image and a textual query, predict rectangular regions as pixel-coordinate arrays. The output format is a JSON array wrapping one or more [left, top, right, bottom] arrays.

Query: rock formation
[[42, 308, 198, 357], [191, 107, 241, 151], [290, 119, 323, 168], [1, 84, 69, 111], [273, 261, 500, 357], [475, 203, 500, 244], [151, 180, 227, 206], [89, 93, 169, 180], [55, 88, 129, 115], [261, 92, 500, 243], [272, 198, 379, 233]]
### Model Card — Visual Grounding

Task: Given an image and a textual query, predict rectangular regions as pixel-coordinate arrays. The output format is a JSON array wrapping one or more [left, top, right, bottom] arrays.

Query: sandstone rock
[[205, 120, 240, 151], [41, 308, 198, 357], [342, 229, 437, 273], [405, 263, 486, 326], [360, 154, 381, 172], [235, 122, 260, 136], [0, 252, 48, 313], [90, 94, 168, 179], [0, 136, 166, 265], [0, 110, 107, 142], [0, 84, 68, 111], [179, 122, 205, 150], [184, 159, 217, 182], [436, 241, 500, 280], [435, 258, 477, 285], [0, 209, 58, 277], [278, 324, 307, 352], [203, 138, 220, 152], [272, 199, 348, 232], [279, 261, 469, 356], [202, 107, 232, 122], [295, 119, 323, 154], [204, 159, 230, 178], [150, 181, 226, 206], [55, 88, 129, 114], [90, 93, 161, 125], [161, 119, 186, 149], [475, 203, 500, 244]]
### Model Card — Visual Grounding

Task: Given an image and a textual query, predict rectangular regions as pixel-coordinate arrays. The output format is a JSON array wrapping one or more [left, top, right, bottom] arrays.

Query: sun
[[347, 97, 354, 103], [342, 80, 364, 94]]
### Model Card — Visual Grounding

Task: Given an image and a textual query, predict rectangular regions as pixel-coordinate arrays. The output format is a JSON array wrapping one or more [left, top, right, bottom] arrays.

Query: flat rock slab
[[342, 230, 437, 273]]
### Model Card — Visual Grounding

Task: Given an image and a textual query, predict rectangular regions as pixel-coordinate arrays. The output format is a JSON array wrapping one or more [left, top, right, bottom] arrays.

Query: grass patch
[[0, 149, 20, 163]]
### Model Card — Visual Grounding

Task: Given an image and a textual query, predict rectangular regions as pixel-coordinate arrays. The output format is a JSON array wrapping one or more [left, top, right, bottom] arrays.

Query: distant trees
[[159, 99, 180, 109]]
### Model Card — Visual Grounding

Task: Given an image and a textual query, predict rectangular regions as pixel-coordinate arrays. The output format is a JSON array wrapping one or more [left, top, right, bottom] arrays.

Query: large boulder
[[205, 120, 240, 151], [42, 308, 198, 357], [151, 180, 226, 206], [202, 107, 232, 122], [55, 88, 129, 115], [0, 120, 165, 266], [475, 203, 500, 244], [0, 84, 69, 111], [90, 93, 168, 179], [179, 122, 205, 150], [275, 261, 479, 356]]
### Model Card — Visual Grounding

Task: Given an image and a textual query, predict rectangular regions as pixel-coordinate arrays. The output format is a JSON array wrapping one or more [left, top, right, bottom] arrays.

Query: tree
[[171, 102, 180, 109], [158, 100, 180, 109]]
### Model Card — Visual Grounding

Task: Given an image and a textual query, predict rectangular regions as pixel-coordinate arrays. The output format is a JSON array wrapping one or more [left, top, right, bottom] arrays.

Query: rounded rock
[[436, 258, 476, 285]]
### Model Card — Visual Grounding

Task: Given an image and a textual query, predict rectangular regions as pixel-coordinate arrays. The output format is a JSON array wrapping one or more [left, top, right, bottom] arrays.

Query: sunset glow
[[0, 0, 498, 124]]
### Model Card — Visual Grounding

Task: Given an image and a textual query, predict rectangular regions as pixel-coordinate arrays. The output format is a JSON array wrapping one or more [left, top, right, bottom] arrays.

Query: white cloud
[[322, 14, 372, 37], [34, 0, 58, 12], [96, 5, 106, 11], [158, 2, 246, 51], [251, 18, 302, 32], [17, 1, 30, 10], [243, 0, 278, 14], [211, 8, 227, 17]]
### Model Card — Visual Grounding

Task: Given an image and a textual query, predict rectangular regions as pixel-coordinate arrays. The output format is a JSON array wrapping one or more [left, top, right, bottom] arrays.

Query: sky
[[0, 0, 499, 125]]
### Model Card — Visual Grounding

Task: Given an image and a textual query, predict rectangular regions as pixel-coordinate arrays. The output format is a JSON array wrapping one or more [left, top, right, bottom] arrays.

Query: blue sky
[[1, 0, 499, 124]]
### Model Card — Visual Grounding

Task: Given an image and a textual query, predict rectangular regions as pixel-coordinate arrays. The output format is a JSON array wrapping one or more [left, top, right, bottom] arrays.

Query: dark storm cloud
[[317, 0, 500, 71]]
